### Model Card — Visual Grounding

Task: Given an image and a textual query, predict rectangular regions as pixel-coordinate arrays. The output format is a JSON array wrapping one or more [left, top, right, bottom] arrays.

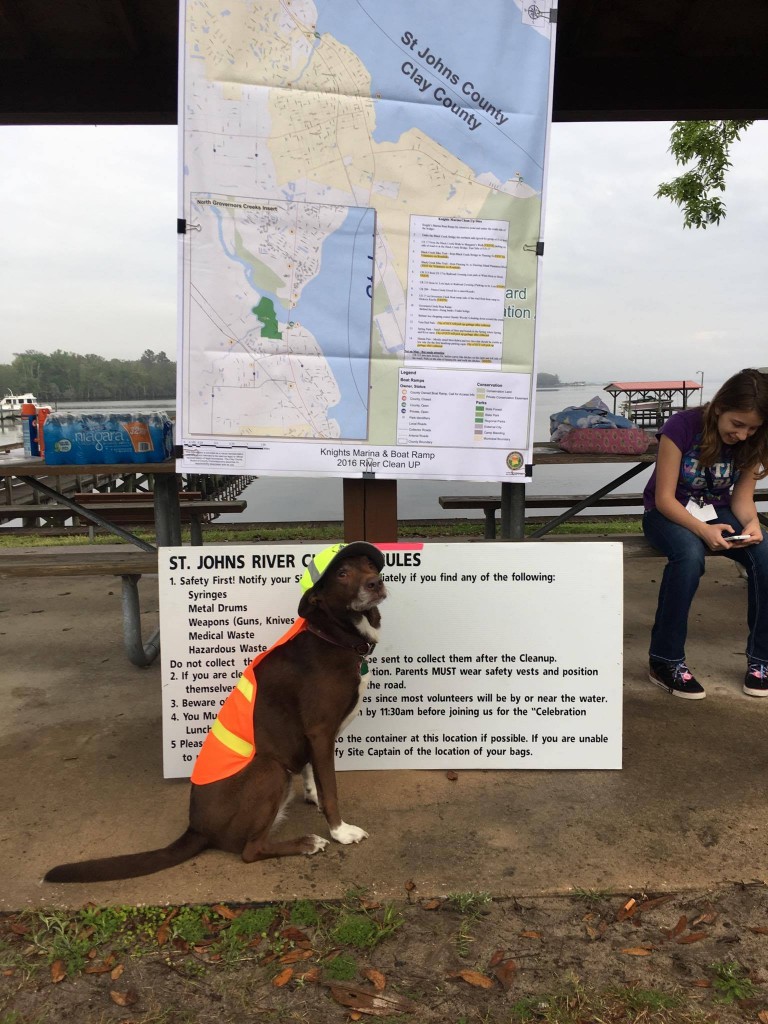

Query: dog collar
[[304, 622, 376, 657]]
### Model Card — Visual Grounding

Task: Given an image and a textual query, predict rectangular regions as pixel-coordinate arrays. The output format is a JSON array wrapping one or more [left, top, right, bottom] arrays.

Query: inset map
[[185, 196, 376, 440]]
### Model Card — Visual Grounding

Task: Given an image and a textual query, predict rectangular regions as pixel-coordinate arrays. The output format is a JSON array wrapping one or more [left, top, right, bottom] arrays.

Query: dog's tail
[[44, 828, 209, 883]]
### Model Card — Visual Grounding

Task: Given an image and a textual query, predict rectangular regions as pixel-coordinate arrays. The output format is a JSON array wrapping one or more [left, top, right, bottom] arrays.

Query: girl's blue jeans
[[642, 507, 768, 665]]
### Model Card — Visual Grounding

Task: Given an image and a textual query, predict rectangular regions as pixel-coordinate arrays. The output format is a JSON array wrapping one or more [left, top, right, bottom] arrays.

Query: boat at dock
[[1, 391, 39, 417]]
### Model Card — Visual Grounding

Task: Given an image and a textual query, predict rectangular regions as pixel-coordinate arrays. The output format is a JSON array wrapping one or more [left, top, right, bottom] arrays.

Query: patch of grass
[[326, 900, 404, 951], [323, 953, 358, 981], [27, 910, 93, 975], [169, 906, 208, 946], [612, 985, 684, 1014], [447, 892, 492, 960], [571, 886, 613, 904], [329, 913, 380, 949], [709, 960, 756, 1003], [227, 906, 277, 940], [289, 899, 321, 927], [0, 515, 646, 550], [509, 981, 692, 1024], [446, 891, 493, 916]]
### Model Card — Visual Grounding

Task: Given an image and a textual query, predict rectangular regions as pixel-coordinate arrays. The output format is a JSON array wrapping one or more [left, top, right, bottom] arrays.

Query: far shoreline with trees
[[1, 349, 176, 403]]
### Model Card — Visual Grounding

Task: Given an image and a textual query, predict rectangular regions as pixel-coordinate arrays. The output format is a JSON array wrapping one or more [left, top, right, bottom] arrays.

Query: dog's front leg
[[307, 730, 368, 845]]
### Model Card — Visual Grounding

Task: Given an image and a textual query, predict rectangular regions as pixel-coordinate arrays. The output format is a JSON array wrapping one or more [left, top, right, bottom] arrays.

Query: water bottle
[[21, 401, 39, 457], [36, 407, 51, 458], [43, 413, 64, 464]]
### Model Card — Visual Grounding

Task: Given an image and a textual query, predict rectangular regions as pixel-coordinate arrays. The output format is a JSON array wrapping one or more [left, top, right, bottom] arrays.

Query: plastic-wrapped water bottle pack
[[43, 411, 174, 464]]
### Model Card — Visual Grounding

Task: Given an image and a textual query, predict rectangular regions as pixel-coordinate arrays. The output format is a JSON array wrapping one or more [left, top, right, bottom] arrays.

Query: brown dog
[[45, 542, 386, 883]]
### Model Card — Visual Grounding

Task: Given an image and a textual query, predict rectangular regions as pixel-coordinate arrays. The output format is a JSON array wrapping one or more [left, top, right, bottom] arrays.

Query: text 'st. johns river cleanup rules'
[[158, 543, 623, 778]]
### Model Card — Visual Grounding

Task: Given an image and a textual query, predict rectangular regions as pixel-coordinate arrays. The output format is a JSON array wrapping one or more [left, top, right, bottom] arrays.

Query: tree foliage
[[656, 120, 754, 229], [0, 349, 176, 403]]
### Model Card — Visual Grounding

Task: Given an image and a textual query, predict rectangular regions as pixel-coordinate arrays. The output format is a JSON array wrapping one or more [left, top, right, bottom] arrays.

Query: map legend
[[397, 367, 530, 448]]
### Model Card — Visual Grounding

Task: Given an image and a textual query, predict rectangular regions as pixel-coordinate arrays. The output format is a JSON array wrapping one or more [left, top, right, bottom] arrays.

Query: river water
[[1, 386, 722, 523]]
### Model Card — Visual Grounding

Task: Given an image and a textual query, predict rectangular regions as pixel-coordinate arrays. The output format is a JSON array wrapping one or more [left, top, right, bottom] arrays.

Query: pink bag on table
[[558, 427, 650, 455]]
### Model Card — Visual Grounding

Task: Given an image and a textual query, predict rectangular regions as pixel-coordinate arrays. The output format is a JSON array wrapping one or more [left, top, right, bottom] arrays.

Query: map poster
[[178, 1, 556, 481], [158, 543, 623, 778]]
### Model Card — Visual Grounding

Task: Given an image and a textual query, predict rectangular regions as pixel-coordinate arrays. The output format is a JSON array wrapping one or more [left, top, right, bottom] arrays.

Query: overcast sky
[[1, 119, 766, 385]]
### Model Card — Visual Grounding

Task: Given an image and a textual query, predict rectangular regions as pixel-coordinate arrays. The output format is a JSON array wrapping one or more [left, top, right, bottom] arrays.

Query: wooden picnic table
[[0, 457, 243, 667], [0, 456, 184, 552], [452, 441, 660, 540]]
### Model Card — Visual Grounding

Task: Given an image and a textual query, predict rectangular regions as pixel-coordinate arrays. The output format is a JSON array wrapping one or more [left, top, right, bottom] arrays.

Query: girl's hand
[[734, 517, 763, 546], [699, 522, 742, 551]]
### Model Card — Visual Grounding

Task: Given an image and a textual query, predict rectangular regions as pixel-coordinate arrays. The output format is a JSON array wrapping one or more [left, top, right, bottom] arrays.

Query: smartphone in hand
[[726, 534, 751, 542]]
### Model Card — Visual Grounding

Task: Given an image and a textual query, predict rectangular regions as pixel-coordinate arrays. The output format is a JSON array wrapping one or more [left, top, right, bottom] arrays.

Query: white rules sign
[[158, 543, 623, 778]]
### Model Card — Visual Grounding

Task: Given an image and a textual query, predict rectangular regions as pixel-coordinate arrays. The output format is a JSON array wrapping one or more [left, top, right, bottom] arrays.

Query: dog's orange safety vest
[[190, 617, 308, 786]]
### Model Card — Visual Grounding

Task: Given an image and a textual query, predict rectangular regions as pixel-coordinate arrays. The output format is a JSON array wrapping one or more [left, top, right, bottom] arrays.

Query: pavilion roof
[[604, 380, 701, 393]]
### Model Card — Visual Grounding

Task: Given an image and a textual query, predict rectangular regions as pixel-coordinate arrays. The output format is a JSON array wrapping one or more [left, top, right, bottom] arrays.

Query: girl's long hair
[[698, 368, 768, 478]]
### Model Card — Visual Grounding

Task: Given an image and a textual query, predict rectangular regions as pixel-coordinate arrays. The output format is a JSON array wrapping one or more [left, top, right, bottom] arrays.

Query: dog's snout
[[366, 574, 384, 591]]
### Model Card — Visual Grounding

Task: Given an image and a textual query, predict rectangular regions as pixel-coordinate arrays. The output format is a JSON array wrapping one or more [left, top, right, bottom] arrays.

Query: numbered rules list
[[159, 543, 623, 778]]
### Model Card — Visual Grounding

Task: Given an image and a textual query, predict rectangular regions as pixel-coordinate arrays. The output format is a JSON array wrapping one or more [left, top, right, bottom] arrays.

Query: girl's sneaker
[[744, 662, 768, 697], [649, 659, 706, 699]]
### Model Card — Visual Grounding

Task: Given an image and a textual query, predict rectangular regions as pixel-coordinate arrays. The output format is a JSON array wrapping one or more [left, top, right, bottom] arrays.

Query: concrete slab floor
[[1, 548, 766, 909]]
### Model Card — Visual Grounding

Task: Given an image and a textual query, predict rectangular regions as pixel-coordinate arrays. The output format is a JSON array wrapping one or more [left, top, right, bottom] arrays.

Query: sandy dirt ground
[[1, 545, 766, 912]]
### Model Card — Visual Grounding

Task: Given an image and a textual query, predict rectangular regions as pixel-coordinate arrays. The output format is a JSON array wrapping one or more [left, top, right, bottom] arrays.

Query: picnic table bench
[[0, 492, 247, 544], [439, 442, 768, 546], [0, 457, 248, 668], [0, 547, 162, 667]]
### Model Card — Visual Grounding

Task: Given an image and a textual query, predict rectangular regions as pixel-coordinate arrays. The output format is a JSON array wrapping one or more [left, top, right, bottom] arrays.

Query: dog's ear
[[298, 588, 322, 617]]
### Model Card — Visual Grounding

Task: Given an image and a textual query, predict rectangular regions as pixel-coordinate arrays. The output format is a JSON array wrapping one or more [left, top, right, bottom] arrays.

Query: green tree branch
[[656, 119, 754, 228]]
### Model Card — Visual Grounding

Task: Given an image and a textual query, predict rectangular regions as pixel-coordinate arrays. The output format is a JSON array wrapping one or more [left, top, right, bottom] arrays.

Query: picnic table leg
[[190, 512, 203, 546], [527, 462, 651, 539], [121, 574, 161, 667], [500, 482, 525, 541], [153, 472, 182, 546], [18, 475, 156, 553]]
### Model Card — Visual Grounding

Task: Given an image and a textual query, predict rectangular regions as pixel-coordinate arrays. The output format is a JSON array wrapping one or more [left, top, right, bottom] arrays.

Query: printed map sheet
[[179, 0, 555, 480]]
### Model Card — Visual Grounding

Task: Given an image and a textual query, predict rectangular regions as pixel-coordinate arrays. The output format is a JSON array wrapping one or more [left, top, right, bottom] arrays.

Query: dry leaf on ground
[[83, 962, 114, 975], [327, 981, 417, 1014], [620, 946, 653, 956], [492, 958, 518, 991], [617, 898, 637, 921], [272, 967, 293, 988], [636, 895, 675, 914], [363, 968, 386, 991], [212, 904, 238, 920], [50, 960, 66, 983], [295, 967, 320, 984], [676, 932, 708, 944], [448, 969, 494, 989], [109, 990, 138, 1007], [691, 909, 717, 926], [279, 948, 314, 964], [668, 915, 688, 939]]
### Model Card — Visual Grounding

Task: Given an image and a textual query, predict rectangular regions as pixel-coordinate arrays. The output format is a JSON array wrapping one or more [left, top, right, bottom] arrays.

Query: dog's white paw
[[302, 835, 329, 855], [330, 822, 369, 844]]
